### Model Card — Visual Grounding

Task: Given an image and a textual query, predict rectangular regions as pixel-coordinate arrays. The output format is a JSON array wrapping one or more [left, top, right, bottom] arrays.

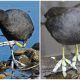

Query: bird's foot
[[51, 47, 72, 77], [71, 45, 80, 70], [71, 53, 80, 70], [52, 57, 71, 77]]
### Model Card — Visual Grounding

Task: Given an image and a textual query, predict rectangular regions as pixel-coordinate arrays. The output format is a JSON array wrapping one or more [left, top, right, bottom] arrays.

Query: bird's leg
[[23, 42, 26, 48], [15, 41, 26, 48], [75, 45, 79, 57], [10, 47, 17, 69], [9, 41, 26, 68], [71, 45, 80, 69], [10, 46, 19, 78], [8, 40, 26, 69], [61, 47, 67, 77], [62, 47, 65, 61], [10, 47, 15, 77], [10, 46, 26, 70]]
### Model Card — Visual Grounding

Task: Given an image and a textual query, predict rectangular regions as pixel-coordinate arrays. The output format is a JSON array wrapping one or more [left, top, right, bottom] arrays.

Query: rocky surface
[[0, 47, 39, 79], [41, 53, 80, 79], [14, 48, 39, 64]]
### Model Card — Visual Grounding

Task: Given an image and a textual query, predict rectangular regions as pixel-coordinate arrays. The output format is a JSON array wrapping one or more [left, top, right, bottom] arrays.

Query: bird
[[0, 9, 34, 70], [44, 5, 80, 77]]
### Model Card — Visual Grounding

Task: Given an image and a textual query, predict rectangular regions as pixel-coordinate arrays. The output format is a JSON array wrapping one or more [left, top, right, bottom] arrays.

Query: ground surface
[[0, 48, 39, 79], [41, 53, 80, 79]]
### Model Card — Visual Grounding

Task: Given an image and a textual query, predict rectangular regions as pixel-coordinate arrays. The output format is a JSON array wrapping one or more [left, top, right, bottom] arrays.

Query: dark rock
[[32, 42, 39, 50], [14, 48, 39, 62], [14, 48, 27, 56], [44, 69, 78, 79]]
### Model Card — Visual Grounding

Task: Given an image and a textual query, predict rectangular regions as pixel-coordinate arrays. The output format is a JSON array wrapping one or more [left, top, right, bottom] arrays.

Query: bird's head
[[0, 10, 8, 24]]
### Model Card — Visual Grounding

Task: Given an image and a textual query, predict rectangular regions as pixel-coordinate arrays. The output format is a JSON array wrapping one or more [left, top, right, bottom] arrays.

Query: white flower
[[53, 60, 62, 72]]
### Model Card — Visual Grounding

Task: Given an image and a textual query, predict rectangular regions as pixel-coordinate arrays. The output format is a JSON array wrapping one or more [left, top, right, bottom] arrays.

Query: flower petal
[[53, 60, 62, 72]]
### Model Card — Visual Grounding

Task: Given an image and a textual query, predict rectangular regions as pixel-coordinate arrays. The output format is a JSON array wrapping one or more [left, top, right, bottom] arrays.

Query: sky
[[0, 1, 39, 61]]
